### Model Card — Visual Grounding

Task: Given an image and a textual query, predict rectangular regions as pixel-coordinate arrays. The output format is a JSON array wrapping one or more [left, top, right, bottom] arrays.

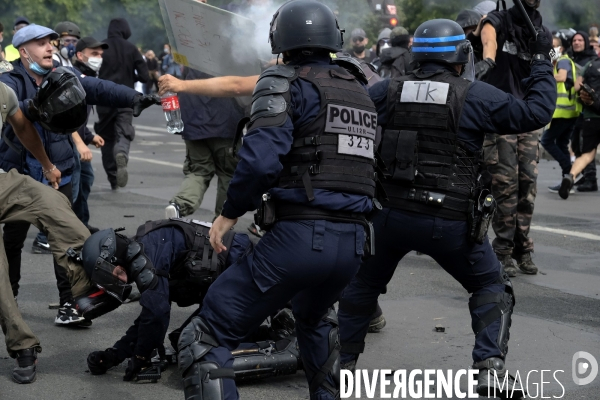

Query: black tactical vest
[[250, 64, 378, 201], [380, 69, 480, 221], [134, 218, 235, 307]]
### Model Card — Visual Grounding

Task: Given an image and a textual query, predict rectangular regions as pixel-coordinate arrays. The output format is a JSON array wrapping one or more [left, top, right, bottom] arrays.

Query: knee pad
[[337, 296, 375, 360], [307, 308, 341, 399], [177, 317, 220, 374], [182, 361, 235, 400], [469, 271, 515, 358]]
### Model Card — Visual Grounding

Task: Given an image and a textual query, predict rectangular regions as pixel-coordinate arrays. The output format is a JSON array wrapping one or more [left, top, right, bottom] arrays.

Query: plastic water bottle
[[161, 91, 184, 134]]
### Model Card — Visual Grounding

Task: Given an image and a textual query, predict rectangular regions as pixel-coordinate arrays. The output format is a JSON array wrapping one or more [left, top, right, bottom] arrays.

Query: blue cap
[[12, 24, 59, 48]]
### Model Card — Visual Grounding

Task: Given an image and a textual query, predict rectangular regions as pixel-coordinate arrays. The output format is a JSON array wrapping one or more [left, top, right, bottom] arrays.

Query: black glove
[[87, 348, 121, 375], [474, 58, 496, 80], [132, 94, 160, 117], [529, 28, 552, 62], [123, 355, 152, 381]]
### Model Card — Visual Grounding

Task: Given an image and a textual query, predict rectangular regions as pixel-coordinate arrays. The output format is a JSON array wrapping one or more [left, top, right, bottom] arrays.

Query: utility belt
[[254, 193, 375, 256], [384, 186, 471, 214]]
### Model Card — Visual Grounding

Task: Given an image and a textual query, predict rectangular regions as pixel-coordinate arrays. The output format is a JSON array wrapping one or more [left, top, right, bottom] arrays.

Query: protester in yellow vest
[[3, 17, 30, 62], [541, 36, 582, 193]]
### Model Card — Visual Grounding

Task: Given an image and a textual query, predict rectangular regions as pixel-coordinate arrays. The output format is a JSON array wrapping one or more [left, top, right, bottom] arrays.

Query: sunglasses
[[352, 37, 365, 42]]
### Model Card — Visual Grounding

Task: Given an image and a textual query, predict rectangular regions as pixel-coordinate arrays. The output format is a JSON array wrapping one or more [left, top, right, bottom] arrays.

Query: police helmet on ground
[[81, 229, 132, 302], [54, 21, 81, 38], [35, 67, 87, 134], [269, 0, 343, 54], [411, 19, 472, 66]]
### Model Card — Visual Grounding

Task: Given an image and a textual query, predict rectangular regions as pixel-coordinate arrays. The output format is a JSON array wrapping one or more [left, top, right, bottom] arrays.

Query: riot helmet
[[35, 67, 87, 134], [411, 19, 474, 80], [54, 21, 81, 39], [81, 229, 133, 302], [269, 0, 343, 54]]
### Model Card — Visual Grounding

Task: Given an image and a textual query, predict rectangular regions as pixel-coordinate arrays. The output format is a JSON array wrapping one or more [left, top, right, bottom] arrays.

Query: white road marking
[[530, 225, 600, 241]]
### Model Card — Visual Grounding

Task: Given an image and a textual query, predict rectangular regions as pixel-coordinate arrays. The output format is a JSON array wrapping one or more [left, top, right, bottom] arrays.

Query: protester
[[73, 37, 109, 232], [349, 28, 374, 63], [160, 43, 181, 77], [378, 26, 412, 78], [145, 50, 159, 94], [52, 21, 80, 67], [3, 17, 29, 62], [371, 27, 391, 71], [542, 36, 581, 193], [96, 18, 150, 189]]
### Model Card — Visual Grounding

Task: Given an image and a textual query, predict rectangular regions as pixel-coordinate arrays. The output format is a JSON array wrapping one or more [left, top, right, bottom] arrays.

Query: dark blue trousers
[[198, 220, 365, 400], [541, 118, 576, 176], [339, 208, 508, 365]]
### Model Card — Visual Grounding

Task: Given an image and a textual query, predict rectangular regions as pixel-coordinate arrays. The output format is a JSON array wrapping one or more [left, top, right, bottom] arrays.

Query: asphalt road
[[1, 105, 599, 400]]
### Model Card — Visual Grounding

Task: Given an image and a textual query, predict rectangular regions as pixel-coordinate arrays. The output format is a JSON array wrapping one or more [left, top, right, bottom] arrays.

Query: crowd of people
[[0, 0, 597, 399]]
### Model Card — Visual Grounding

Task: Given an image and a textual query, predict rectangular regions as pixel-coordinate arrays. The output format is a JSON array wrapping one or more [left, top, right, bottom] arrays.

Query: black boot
[[576, 179, 598, 192], [368, 303, 387, 333], [474, 357, 526, 399], [13, 348, 38, 384]]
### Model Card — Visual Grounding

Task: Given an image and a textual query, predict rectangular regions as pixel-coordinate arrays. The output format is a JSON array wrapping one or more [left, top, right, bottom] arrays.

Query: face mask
[[60, 43, 76, 60], [164, 47, 170, 53], [353, 44, 365, 54], [24, 49, 51, 76], [85, 57, 103, 72], [552, 47, 562, 60]]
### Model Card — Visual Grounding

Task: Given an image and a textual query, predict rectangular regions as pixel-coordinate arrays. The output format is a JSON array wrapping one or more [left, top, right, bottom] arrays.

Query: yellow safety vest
[[553, 55, 582, 119]]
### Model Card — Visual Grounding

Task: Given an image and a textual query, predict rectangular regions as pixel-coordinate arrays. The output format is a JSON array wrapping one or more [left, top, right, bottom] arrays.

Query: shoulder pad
[[250, 94, 288, 124], [259, 64, 297, 80], [252, 75, 290, 102], [332, 55, 368, 85]]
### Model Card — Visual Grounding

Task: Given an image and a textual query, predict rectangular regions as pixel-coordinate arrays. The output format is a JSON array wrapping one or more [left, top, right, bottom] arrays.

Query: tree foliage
[[0, 0, 598, 54]]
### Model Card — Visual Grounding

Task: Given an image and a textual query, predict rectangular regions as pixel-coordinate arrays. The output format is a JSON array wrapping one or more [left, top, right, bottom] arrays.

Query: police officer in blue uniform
[[178, 1, 376, 399], [337, 19, 556, 399], [78, 220, 301, 382]]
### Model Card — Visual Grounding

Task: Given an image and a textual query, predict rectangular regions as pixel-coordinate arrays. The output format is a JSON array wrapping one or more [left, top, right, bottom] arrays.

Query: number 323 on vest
[[325, 104, 377, 159]]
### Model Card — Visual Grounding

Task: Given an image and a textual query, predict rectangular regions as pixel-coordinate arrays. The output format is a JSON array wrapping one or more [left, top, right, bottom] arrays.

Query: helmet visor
[[43, 79, 86, 117], [461, 42, 475, 82], [91, 258, 132, 303]]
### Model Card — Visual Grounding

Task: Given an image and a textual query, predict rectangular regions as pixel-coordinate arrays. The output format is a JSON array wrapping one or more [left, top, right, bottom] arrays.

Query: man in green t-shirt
[[559, 58, 600, 199]]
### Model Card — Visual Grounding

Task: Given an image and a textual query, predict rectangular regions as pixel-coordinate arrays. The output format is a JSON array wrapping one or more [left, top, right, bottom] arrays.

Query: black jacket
[[568, 31, 598, 70], [99, 18, 149, 88]]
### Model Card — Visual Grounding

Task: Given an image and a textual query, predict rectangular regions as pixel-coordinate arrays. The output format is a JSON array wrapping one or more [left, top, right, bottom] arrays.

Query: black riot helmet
[[81, 229, 133, 303], [269, 0, 343, 54], [54, 21, 81, 39], [35, 67, 87, 134], [411, 19, 472, 66]]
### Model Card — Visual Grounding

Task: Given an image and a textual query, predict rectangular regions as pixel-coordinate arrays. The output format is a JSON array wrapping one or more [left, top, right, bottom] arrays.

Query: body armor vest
[[380, 69, 479, 220], [250, 64, 378, 201], [133, 218, 235, 307]]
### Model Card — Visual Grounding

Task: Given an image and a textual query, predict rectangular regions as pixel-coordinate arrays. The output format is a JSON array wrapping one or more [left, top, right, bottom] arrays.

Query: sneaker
[[78, 319, 93, 328], [514, 253, 538, 275], [13, 348, 37, 384], [31, 238, 51, 254], [559, 174, 574, 200], [55, 301, 85, 325], [115, 152, 128, 188], [548, 183, 574, 194], [368, 303, 387, 333], [474, 357, 526, 399], [165, 202, 180, 219], [576, 179, 598, 192], [497, 254, 517, 277]]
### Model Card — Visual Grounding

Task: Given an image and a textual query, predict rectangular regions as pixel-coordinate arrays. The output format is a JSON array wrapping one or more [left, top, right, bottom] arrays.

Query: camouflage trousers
[[483, 130, 541, 256]]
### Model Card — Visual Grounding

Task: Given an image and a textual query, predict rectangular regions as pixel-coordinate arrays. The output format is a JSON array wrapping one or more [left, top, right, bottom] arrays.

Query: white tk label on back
[[400, 81, 450, 105]]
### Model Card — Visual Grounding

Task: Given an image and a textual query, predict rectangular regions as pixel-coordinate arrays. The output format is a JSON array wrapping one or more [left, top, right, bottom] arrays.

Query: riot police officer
[[80, 220, 301, 382], [337, 19, 555, 398], [179, 1, 376, 399]]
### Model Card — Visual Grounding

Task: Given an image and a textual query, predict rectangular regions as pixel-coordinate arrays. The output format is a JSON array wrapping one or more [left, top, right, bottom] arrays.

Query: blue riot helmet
[[411, 19, 475, 81], [269, 0, 343, 54]]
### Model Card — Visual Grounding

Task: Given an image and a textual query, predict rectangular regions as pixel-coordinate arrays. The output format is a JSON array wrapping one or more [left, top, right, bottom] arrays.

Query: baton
[[513, 0, 538, 39]]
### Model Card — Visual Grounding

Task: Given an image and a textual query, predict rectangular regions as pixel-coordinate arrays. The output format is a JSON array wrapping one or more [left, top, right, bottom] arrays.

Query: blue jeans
[[72, 147, 95, 226], [540, 118, 576, 175], [338, 208, 509, 364]]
